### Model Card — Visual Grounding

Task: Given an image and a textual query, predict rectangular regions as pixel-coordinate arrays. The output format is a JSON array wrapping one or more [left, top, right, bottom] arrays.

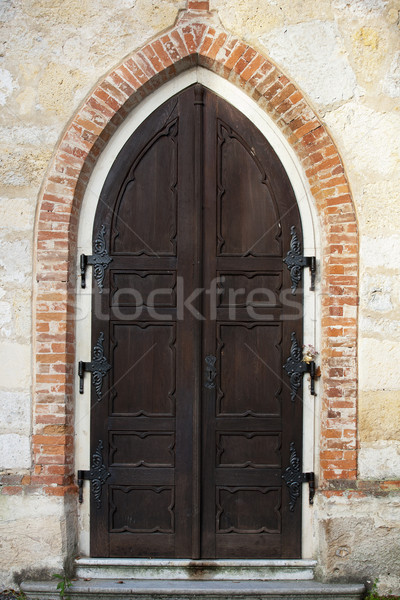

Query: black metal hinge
[[283, 332, 317, 401], [78, 332, 111, 400], [80, 224, 112, 292], [77, 440, 110, 508], [282, 442, 316, 511], [77, 469, 90, 504], [284, 225, 316, 294]]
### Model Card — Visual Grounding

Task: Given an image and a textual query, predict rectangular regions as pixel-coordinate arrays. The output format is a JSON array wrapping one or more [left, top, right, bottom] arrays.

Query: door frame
[[75, 67, 321, 559]]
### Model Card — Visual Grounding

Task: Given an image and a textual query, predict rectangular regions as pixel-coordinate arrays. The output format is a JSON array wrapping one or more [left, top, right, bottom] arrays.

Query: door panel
[[217, 122, 281, 257], [89, 84, 303, 559], [111, 323, 176, 417], [112, 120, 178, 256], [217, 323, 282, 417]]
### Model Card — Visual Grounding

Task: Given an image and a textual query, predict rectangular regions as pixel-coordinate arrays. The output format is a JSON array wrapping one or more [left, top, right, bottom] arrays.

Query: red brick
[[205, 32, 228, 60], [234, 46, 257, 74], [170, 30, 190, 59], [151, 40, 174, 68], [161, 34, 183, 63], [182, 24, 206, 54], [2, 486, 22, 495], [188, 0, 209, 8]]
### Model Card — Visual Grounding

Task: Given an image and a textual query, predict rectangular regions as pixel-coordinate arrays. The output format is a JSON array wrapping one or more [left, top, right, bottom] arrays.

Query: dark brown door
[[89, 84, 303, 559]]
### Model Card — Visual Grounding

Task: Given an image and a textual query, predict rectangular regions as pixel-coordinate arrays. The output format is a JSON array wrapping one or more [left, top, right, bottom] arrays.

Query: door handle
[[205, 355, 217, 389]]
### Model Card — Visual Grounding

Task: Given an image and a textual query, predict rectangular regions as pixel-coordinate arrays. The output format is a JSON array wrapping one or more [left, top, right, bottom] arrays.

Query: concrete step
[[75, 558, 318, 581], [21, 578, 365, 600]]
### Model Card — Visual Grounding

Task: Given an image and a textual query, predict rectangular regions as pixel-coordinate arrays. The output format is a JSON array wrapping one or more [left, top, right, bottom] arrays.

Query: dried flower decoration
[[302, 344, 318, 364]]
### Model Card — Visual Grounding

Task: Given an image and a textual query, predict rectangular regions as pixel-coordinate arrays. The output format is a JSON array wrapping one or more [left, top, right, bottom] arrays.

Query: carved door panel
[[89, 85, 303, 558]]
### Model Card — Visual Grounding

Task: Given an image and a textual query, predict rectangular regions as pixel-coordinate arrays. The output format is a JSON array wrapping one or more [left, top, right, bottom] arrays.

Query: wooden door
[[88, 84, 303, 559]]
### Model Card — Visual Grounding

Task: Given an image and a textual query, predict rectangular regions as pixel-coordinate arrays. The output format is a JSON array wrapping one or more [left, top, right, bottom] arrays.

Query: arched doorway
[[82, 82, 309, 559], [33, 11, 358, 568]]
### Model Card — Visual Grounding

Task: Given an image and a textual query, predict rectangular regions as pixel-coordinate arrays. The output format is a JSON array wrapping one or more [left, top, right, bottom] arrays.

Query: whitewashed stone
[[366, 292, 393, 313], [315, 494, 400, 595], [332, 0, 388, 14], [359, 272, 395, 314], [0, 197, 35, 231], [0, 390, 31, 433], [360, 235, 400, 270], [0, 433, 30, 469], [359, 181, 400, 235], [0, 301, 12, 337], [13, 289, 32, 340], [212, 0, 334, 36], [260, 21, 359, 106], [383, 50, 400, 97], [0, 237, 32, 284], [0, 495, 67, 588], [359, 337, 400, 390], [359, 441, 400, 479], [0, 126, 58, 146], [0, 342, 31, 389], [359, 316, 400, 337], [359, 390, 400, 442], [323, 103, 400, 179], [0, 68, 15, 106]]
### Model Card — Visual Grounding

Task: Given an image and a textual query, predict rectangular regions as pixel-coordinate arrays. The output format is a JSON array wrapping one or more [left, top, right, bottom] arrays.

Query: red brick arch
[[29, 2, 358, 499]]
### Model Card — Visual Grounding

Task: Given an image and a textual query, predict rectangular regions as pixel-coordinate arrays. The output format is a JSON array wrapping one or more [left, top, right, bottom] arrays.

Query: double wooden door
[[89, 84, 304, 559]]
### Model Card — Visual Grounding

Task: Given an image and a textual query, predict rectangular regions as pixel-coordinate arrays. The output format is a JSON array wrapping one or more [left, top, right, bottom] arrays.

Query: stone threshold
[[75, 558, 318, 581], [21, 578, 366, 600]]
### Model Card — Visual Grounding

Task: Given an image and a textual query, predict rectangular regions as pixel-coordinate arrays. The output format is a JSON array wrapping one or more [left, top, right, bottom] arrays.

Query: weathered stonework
[[0, 0, 399, 594], [316, 494, 400, 592]]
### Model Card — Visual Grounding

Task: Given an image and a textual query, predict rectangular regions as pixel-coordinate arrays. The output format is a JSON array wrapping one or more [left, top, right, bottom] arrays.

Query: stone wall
[[0, 0, 399, 593]]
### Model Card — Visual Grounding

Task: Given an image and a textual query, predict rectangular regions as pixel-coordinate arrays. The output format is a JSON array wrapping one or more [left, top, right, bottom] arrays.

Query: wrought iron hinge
[[77, 469, 90, 504], [283, 332, 317, 401], [79, 332, 111, 400], [282, 442, 316, 511], [77, 440, 110, 508], [284, 226, 316, 294], [80, 224, 112, 292]]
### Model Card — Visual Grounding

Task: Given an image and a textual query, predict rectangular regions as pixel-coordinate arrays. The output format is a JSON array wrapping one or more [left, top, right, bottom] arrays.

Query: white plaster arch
[[75, 67, 321, 559]]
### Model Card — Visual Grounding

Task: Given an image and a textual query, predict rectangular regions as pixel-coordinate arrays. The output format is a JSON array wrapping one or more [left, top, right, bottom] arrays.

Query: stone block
[[359, 390, 400, 442], [359, 441, 400, 479], [0, 433, 30, 469], [360, 235, 400, 271], [260, 21, 359, 107], [0, 197, 36, 231], [0, 390, 31, 434], [383, 51, 400, 98], [359, 181, 400, 235], [0, 342, 31, 389], [359, 338, 400, 391], [0, 494, 69, 589], [316, 495, 400, 594], [323, 104, 400, 181], [0, 235, 32, 286]]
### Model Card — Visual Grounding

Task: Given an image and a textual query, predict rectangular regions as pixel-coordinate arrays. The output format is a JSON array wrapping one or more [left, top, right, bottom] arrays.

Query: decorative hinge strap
[[282, 442, 316, 511], [77, 440, 110, 508], [78, 332, 111, 400], [283, 332, 317, 401], [80, 224, 112, 292], [283, 225, 316, 294]]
